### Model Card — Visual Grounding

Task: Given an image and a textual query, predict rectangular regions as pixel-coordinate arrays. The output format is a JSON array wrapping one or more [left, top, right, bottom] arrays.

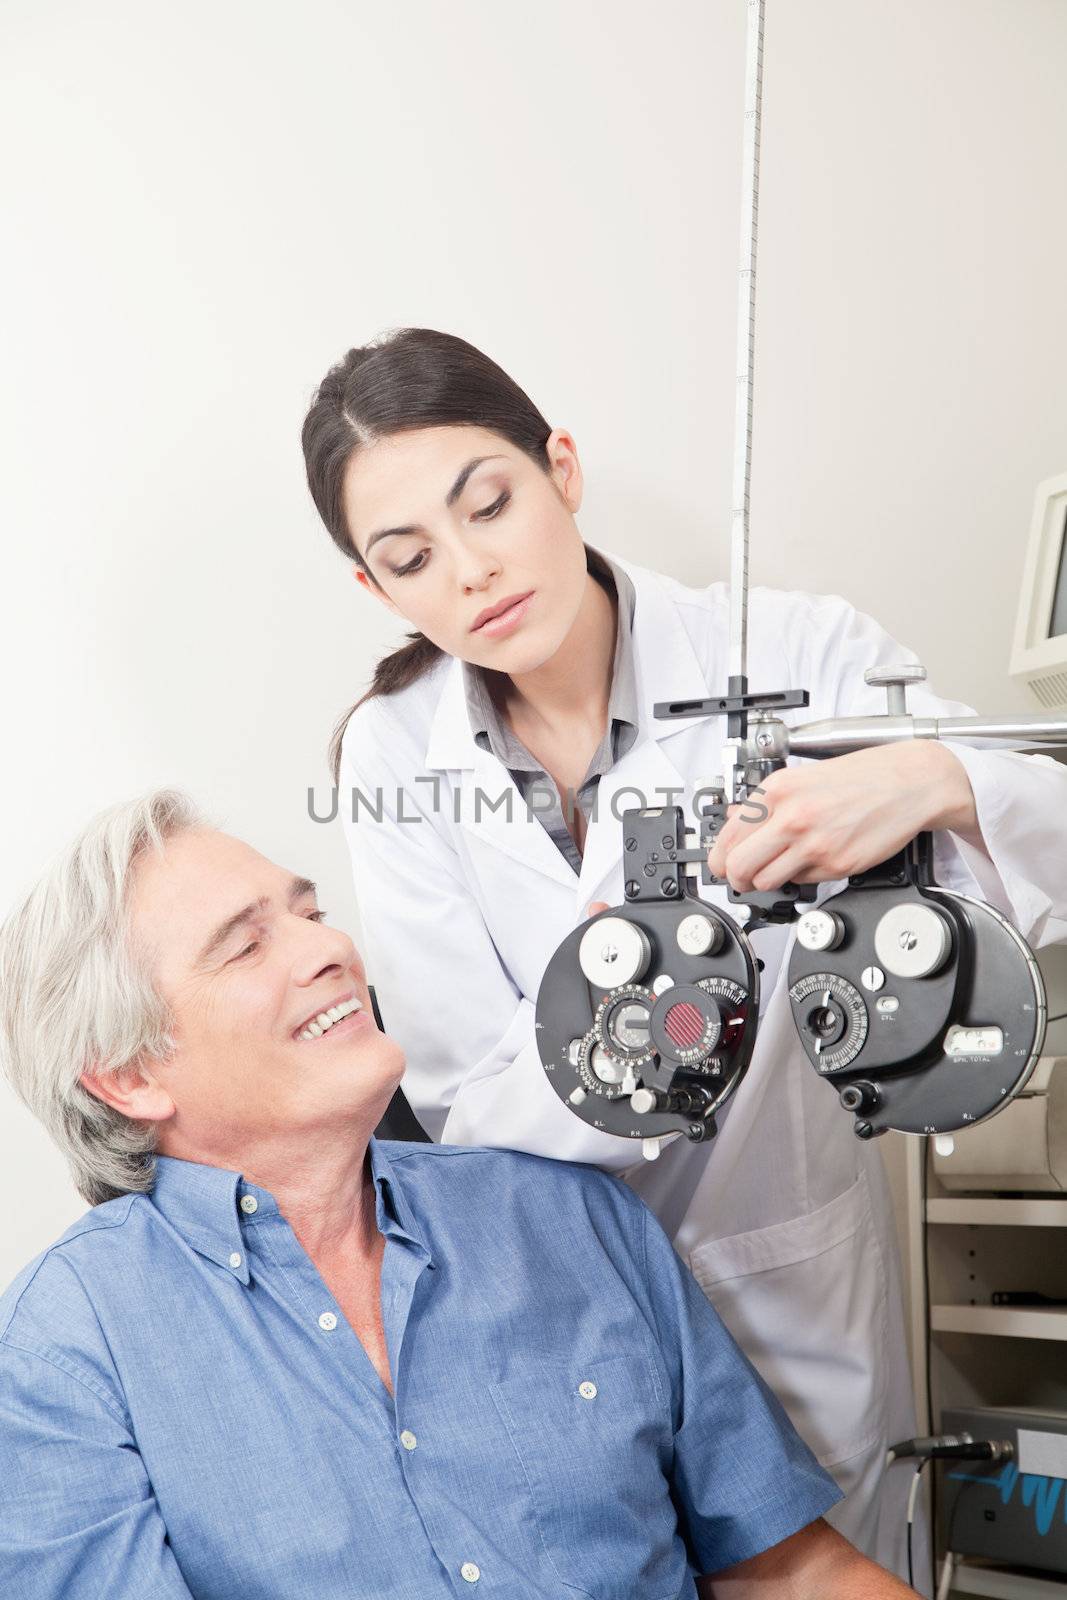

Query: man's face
[[127, 828, 403, 1161]]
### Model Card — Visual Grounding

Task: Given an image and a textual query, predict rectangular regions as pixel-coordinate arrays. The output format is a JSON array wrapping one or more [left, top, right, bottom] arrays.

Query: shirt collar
[[149, 1139, 429, 1285], [367, 1139, 431, 1258], [462, 544, 640, 754]]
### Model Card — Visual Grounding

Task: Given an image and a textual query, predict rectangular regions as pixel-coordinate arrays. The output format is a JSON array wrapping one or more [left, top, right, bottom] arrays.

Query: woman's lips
[[474, 592, 535, 638]]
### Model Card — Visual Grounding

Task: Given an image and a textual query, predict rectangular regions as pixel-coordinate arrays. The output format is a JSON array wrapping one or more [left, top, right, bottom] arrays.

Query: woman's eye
[[475, 491, 510, 521], [393, 550, 428, 578], [306, 909, 327, 922], [389, 493, 509, 577], [233, 941, 260, 960]]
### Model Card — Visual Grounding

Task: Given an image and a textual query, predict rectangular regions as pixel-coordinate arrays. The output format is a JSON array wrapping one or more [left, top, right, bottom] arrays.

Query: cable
[[890, 1436, 1013, 1464], [891, 1435, 1014, 1594], [921, 1144, 936, 1595], [907, 1460, 931, 1591], [935, 1549, 957, 1600]]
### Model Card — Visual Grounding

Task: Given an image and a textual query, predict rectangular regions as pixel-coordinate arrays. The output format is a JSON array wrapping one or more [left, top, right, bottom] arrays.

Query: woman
[[301, 327, 1067, 1579]]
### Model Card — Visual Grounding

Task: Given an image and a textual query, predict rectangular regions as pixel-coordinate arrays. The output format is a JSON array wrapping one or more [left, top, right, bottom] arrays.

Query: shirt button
[[318, 1312, 338, 1332], [460, 1563, 481, 1583], [399, 1429, 417, 1451], [578, 1381, 597, 1400], [228, 1252, 242, 1269], [240, 1195, 258, 1214]]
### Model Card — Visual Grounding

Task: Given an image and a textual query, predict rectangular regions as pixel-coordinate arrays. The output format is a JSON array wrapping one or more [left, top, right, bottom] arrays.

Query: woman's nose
[[458, 549, 502, 593]]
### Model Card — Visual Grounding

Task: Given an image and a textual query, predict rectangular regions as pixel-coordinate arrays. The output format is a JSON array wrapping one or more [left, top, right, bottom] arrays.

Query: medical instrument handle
[[787, 713, 1067, 758]]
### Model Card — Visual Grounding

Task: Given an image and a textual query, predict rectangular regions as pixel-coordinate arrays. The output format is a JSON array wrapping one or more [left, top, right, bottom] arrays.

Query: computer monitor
[[1010, 472, 1067, 707]]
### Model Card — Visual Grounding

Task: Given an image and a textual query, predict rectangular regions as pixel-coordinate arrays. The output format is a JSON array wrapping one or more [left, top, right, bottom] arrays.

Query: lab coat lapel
[[465, 743, 577, 887], [424, 655, 577, 891], [577, 558, 721, 908]]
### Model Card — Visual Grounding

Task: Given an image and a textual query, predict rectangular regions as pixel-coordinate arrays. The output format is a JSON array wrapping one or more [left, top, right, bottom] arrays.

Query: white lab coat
[[339, 554, 1067, 1581]]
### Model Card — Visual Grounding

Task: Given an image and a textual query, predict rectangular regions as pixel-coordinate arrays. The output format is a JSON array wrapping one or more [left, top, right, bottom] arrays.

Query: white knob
[[874, 902, 951, 979], [864, 663, 927, 715], [578, 917, 650, 988], [796, 909, 845, 953], [677, 913, 724, 958]]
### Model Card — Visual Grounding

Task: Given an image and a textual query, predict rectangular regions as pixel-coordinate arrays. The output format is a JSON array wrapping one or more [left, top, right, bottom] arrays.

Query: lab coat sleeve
[[800, 591, 1067, 948], [0, 1343, 197, 1599], [339, 713, 643, 1170]]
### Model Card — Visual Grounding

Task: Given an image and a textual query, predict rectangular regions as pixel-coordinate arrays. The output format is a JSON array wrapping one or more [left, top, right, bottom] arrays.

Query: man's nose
[[294, 919, 359, 983]]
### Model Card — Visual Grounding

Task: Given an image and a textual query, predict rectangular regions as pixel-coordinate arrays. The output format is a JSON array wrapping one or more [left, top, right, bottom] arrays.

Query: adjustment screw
[[625, 880, 641, 897], [854, 1121, 874, 1140], [689, 1123, 705, 1138], [661, 835, 675, 850], [661, 878, 679, 897], [643, 863, 656, 877], [625, 837, 637, 852]]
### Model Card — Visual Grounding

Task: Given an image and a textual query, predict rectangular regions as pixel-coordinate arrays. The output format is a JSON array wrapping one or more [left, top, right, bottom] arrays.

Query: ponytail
[[328, 632, 444, 783]]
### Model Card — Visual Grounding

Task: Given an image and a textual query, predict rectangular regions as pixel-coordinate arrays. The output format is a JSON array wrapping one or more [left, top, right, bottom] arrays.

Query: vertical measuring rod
[[727, 0, 766, 799]]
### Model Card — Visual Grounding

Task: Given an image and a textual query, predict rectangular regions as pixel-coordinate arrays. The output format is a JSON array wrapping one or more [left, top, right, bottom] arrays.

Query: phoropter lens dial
[[589, 983, 657, 1081], [788, 972, 869, 1073], [573, 1032, 637, 1100]]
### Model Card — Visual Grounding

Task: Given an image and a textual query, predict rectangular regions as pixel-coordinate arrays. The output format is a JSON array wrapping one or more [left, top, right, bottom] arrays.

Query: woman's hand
[[705, 741, 981, 894]]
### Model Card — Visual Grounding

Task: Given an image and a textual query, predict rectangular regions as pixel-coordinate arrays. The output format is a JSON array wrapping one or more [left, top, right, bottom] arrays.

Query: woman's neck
[[495, 572, 617, 739]]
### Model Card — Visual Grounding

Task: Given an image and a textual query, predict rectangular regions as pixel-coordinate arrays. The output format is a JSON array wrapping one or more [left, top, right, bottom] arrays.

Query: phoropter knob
[[864, 663, 927, 716]]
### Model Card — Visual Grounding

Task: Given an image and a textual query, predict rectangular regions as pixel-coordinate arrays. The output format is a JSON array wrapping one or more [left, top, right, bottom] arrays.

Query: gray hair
[[0, 789, 208, 1207]]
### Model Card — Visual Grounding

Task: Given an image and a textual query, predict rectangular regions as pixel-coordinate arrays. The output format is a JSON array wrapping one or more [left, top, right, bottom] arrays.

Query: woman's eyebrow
[[363, 455, 506, 553]]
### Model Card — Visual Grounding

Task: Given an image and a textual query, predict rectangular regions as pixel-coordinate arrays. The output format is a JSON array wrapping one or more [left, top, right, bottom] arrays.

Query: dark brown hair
[[301, 328, 555, 781]]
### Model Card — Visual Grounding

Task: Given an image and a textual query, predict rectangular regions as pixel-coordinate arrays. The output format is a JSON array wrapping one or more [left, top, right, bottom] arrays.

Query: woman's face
[[342, 424, 590, 672]]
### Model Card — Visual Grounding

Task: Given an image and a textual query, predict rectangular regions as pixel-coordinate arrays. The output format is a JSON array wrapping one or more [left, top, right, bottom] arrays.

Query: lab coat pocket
[[687, 1171, 889, 1470], [489, 1352, 681, 1600]]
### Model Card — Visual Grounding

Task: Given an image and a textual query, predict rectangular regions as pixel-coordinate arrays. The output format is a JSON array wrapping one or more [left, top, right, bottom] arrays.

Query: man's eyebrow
[[363, 455, 505, 555], [194, 876, 318, 968]]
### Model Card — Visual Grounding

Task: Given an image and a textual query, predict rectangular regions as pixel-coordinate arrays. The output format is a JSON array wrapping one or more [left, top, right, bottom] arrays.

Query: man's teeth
[[298, 997, 363, 1040]]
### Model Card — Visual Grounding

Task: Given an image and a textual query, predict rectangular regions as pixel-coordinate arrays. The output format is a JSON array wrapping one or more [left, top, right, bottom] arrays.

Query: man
[[0, 790, 915, 1597]]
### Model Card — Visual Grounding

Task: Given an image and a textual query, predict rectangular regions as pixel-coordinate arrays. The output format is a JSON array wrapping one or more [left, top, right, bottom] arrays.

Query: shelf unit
[[945, 1560, 1067, 1599], [905, 1127, 1067, 1596]]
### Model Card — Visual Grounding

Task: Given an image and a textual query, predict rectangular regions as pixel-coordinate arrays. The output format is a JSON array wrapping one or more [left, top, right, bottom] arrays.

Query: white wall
[[2, 0, 1066, 1282]]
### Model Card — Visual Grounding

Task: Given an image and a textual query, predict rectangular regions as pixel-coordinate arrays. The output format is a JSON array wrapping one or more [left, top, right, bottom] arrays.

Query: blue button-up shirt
[[0, 1141, 839, 1598]]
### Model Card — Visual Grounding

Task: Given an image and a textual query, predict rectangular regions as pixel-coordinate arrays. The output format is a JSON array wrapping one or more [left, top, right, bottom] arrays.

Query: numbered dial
[[574, 1032, 638, 1100], [788, 972, 869, 1074], [696, 976, 751, 1066], [591, 984, 657, 1074]]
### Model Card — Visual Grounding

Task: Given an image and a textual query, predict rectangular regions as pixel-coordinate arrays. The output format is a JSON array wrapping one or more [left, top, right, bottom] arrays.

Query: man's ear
[[352, 562, 403, 618], [79, 1059, 176, 1125]]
